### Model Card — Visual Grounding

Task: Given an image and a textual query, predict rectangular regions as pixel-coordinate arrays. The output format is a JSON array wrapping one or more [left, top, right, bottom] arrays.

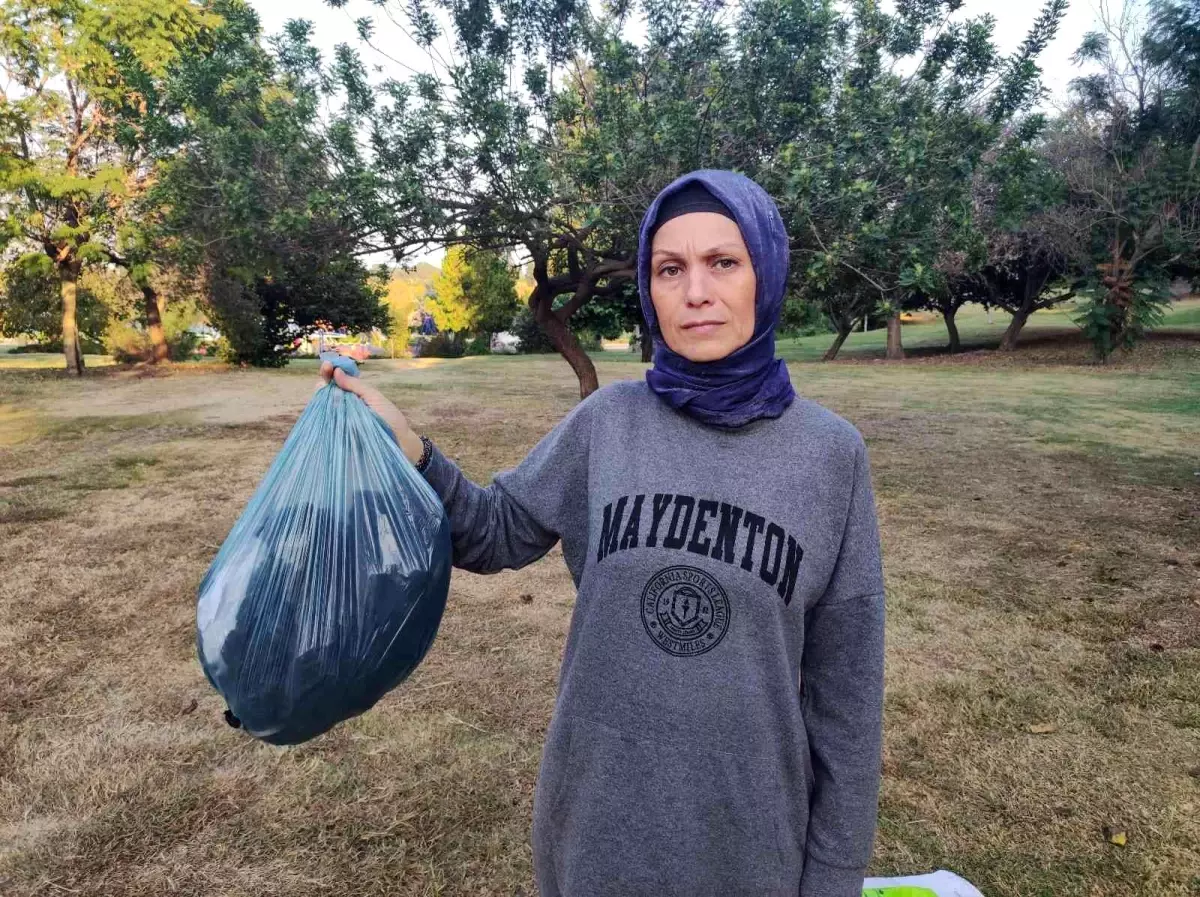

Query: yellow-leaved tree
[[383, 274, 429, 357], [428, 248, 473, 334]]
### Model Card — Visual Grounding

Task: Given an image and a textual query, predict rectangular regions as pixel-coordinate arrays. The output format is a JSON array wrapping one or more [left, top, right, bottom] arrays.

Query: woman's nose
[[684, 269, 713, 307]]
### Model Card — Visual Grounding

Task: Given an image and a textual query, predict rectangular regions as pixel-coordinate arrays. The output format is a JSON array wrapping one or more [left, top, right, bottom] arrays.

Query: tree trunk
[[640, 331, 653, 363], [61, 261, 84, 376], [531, 293, 600, 398], [142, 284, 169, 363], [823, 323, 853, 361], [998, 304, 1031, 351], [886, 310, 904, 360], [944, 305, 961, 353]]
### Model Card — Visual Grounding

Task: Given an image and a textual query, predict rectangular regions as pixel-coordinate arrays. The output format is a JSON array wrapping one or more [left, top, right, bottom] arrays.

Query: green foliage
[[1059, 0, 1200, 360], [428, 248, 474, 334], [0, 0, 220, 371], [511, 306, 557, 354], [463, 335, 492, 356], [105, 299, 203, 363], [382, 272, 429, 355], [428, 247, 520, 337], [0, 259, 134, 346], [1073, 279, 1170, 360], [105, 325, 155, 364], [463, 250, 521, 336], [772, 0, 1068, 354], [7, 0, 1178, 378], [415, 331, 466, 358], [205, 267, 388, 367], [569, 282, 640, 341], [334, 0, 1068, 380], [574, 330, 602, 352], [143, 4, 389, 366], [780, 296, 833, 337]]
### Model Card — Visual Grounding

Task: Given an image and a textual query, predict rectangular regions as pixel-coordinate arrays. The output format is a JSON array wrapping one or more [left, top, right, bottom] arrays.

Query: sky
[[248, 0, 1108, 266]]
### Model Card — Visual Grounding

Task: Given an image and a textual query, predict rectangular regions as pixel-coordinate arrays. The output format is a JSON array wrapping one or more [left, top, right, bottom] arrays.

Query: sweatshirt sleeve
[[799, 438, 886, 897], [418, 394, 593, 578]]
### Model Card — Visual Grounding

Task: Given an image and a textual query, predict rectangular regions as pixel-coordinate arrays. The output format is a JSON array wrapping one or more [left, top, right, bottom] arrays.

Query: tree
[[144, 8, 389, 366], [572, 280, 647, 358], [0, 0, 218, 374], [767, 0, 1069, 360], [1060, 0, 1200, 360], [332, 0, 1067, 385], [930, 119, 1083, 353], [462, 249, 521, 337], [333, 0, 755, 395], [382, 271, 428, 357], [428, 247, 473, 335], [0, 255, 134, 349], [906, 239, 992, 354], [427, 247, 519, 338]]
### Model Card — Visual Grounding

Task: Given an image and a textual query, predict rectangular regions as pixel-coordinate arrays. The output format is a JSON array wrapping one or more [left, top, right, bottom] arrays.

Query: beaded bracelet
[[415, 434, 434, 473]]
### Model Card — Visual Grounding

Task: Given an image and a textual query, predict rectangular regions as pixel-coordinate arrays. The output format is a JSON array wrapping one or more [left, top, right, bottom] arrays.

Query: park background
[[1, 0, 1198, 894]]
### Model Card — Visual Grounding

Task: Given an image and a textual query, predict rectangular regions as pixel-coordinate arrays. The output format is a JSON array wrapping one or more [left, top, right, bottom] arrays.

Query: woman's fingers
[[316, 363, 411, 450], [332, 366, 370, 398], [315, 360, 337, 393]]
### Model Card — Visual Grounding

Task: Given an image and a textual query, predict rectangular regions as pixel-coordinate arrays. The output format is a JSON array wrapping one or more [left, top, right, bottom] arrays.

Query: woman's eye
[[659, 265, 681, 277], [715, 257, 737, 270]]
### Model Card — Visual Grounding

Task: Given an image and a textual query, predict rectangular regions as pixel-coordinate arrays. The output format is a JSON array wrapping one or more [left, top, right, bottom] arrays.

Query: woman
[[322, 170, 886, 897]]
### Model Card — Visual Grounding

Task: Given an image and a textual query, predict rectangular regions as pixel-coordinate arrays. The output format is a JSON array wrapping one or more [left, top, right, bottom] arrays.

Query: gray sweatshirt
[[420, 379, 885, 897]]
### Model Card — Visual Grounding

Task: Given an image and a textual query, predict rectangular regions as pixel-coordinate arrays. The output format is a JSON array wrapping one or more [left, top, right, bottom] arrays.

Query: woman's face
[[649, 212, 757, 362]]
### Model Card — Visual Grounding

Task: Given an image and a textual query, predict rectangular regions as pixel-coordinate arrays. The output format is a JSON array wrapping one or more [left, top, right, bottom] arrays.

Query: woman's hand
[[318, 361, 426, 465]]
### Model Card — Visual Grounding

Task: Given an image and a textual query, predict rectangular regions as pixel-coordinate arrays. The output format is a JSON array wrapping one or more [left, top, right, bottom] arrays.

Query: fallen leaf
[[181, 698, 198, 716], [1027, 722, 1058, 734], [519, 593, 533, 604], [1102, 825, 1127, 846]]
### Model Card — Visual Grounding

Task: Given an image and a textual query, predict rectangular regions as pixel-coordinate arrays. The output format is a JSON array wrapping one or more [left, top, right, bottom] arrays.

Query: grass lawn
[[1162, 297, 1200, 330], [776, 303, 1082, 362], [0, 351, 118, 371], [0, 325, 1197, 896]]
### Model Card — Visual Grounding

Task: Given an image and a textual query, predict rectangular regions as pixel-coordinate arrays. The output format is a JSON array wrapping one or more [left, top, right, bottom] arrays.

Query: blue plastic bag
[[196, 356, 451, 744]]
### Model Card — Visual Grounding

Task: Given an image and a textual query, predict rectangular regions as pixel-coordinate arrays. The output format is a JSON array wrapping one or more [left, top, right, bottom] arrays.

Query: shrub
[[779, 297, 834, 337], [575, 330, 602, 352], [414, 332, 466, 358], [104, 300, 204, 362], [1074, 278, 1171, 362], [511, 306, 556, 354], [106, 322, 152, 363], [463, 335, 491, 356], [170, 329, 200, 361], [11, 336, 105, 354]]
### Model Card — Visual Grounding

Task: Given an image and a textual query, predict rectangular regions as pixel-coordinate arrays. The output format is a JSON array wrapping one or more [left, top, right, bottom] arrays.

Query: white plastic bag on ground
[[862, 870, 985, 896]]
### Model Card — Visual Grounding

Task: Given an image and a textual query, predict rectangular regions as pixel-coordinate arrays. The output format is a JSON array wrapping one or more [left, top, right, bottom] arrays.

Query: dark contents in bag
[[203, 488, 451, 745]]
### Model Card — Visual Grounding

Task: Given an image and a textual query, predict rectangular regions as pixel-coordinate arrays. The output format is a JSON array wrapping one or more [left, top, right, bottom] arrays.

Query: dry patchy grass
[[0, 344, 1197, 896]]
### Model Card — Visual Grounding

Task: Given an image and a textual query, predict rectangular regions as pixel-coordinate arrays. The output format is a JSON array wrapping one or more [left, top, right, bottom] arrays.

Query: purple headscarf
[[638, 169, 796, 429]]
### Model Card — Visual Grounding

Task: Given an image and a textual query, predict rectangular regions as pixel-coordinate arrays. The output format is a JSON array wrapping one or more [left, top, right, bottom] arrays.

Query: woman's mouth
[[682, 321, 724, 335]]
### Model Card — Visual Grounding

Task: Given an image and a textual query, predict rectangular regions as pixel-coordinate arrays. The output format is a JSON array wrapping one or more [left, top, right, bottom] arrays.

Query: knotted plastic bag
[[196, 355, 451, 745]]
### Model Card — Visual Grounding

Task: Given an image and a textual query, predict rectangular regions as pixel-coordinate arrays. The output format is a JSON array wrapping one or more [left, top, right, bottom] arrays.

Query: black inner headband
[[651, 182, 736, 239]]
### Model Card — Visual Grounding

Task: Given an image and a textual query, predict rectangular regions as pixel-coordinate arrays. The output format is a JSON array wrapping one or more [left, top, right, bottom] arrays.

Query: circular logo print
[[641, 565, 731, 657]]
